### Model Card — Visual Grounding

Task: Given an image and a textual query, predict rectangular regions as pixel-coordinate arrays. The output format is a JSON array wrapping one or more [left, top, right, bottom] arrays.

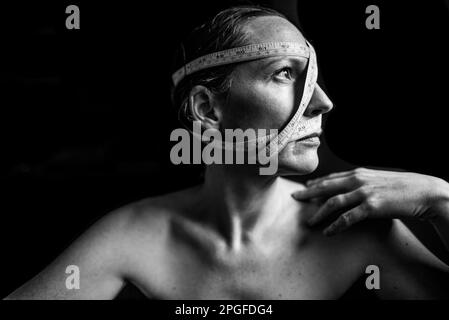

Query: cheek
[[223, 79, 297, 131]]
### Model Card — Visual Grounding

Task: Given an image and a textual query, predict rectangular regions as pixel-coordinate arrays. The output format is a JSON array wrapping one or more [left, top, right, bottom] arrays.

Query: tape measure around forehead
[[172, 42, 310, 87], [174, 40, 318, 158], [266, 42, 318, 155]]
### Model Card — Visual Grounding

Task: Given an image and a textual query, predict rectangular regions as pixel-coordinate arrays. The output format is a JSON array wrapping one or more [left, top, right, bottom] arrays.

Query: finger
[[306, 167, 368, 187], [310, 196, 326, 205], [306, 170, 356, 186], [307, 188, 363, 226], [323, 206, 368, 236], [292, 176, 358, 201]]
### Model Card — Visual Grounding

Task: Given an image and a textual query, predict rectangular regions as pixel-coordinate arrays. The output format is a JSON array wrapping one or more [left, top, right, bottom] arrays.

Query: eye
[[274, 67, 294, 81]]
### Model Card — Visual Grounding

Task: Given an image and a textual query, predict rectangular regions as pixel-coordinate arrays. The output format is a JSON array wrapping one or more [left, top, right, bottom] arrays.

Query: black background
[[1, 0, 448, 298]]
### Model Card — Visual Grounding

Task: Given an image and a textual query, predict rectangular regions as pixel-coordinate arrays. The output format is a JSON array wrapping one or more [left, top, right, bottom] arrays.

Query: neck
[[198, 164, 285, 250]]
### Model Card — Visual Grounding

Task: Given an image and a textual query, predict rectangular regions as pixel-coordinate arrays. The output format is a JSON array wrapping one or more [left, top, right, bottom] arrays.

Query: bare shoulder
[[373, 219, 449, 270], [4, 185, 199, 300], [122, 185, 201, 232], [105, 184, 205, 260]]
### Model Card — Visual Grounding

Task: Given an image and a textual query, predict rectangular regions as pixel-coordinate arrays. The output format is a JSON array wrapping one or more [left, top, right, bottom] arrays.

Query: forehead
[[243, 16, 306, 45]]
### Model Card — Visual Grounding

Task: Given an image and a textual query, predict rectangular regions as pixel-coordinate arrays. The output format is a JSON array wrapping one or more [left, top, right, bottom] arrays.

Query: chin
[[276, 146, 319, 176]]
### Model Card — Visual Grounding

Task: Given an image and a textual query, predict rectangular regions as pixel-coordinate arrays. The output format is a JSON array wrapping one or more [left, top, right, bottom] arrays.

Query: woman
[[5, 5, 449, 299]]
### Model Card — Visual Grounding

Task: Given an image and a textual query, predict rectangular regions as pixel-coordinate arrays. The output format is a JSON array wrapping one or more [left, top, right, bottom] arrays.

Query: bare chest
[[128, 232, 368, 299]]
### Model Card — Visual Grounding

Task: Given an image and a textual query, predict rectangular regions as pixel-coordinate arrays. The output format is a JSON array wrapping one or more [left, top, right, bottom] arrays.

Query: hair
[[170, 5, 287, 128]]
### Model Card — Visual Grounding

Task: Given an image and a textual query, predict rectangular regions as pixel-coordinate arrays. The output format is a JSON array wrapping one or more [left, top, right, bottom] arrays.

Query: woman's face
[[217, 16, 334, 175]]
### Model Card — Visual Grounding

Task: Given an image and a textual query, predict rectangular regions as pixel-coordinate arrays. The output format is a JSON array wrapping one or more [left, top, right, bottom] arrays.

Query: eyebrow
[[257, 56, 308, 70]]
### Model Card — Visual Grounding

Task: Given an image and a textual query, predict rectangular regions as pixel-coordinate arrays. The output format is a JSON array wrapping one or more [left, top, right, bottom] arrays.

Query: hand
[[292, 168, 449, 236]]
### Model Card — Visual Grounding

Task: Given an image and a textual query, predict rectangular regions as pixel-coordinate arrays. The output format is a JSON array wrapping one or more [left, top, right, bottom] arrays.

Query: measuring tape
[[172, 42, 310, 87], [172, 40, 318, 158]]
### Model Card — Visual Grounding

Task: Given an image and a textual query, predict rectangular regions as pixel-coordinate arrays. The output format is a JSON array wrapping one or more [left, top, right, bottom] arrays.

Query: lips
[[296, 130, 322, 141]]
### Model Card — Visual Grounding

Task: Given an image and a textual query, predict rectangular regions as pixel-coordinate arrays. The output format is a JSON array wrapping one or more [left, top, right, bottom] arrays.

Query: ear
[[188, 85, 222, 130]]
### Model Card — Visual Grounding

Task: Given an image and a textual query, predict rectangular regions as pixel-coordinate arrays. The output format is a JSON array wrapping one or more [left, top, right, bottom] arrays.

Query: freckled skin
[[107, 181, 377, 299], [5, 16, 449, 300], [220, 16, 327, 174], [8, 177, 443, 300]]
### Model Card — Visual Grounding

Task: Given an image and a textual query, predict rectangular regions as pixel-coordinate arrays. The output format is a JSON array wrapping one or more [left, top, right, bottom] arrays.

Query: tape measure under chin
[[172, 40, 318, 156]]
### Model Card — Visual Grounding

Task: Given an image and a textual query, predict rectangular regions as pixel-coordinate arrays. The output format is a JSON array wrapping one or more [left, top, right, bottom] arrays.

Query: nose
[[303, 84, 334, 118]]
